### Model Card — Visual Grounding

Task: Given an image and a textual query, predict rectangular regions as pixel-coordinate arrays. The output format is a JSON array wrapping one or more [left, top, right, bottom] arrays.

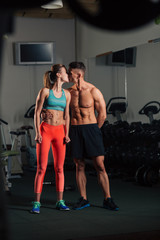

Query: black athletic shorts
[[69, 124, 105, 159]]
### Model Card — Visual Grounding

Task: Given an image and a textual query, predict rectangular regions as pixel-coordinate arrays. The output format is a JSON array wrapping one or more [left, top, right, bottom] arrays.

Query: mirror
[[87, 40, 160, 124]]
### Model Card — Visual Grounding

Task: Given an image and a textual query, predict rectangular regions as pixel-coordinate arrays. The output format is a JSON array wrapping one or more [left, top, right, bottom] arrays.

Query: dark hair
[[48, 71, 54, 84], [43, 71, 53, 89], [43, 64, 66, 89], [69, 62, 86, 72], [50, 64, 66, 83]]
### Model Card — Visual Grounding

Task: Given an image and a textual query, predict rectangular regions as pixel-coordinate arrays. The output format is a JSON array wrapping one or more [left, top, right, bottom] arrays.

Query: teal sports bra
[[43, 89, 66, 111]]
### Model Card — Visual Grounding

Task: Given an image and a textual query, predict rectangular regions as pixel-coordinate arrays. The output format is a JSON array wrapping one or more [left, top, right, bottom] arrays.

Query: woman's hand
[[64, 135, 71, 144], [35, 134, 42, 144]]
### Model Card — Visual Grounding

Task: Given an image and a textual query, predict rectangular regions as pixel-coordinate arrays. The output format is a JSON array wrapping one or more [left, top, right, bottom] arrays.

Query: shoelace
[[32, 201, 41, 208], [58, 200, 66, 207]]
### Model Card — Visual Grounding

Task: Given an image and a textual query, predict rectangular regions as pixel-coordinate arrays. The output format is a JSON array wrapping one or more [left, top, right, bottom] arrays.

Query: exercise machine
[[0, 118, 24, 192], [139, 101, 160, 123], [135, 164, 160, 187], [135, 101, 160, 185], [24, 104, 35, 119], [106, 97, 127, 122], [20, 104, 36, 169]]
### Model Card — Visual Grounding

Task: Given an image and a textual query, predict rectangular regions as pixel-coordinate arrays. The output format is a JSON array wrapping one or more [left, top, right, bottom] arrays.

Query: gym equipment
[[24, 104, 35, 119], [135, 165, 159, 186], [144, 167, 159, 186], [20, 125, 33, 148], [101, 109, 160, 186], [139, 101, 160, 123], [106, 97, 127, 121], [21, 105, 37, 169], [135, 165, 148, 186], [65, 0, 160, 31], [0, 118, 24, 192], [9, 129, 25, 176], [23, 105, 35, 148], [20, 125, 37, 169]]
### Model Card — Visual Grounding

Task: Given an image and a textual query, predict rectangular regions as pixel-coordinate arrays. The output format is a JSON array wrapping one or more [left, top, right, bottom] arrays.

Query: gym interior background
[[1, 1, 160, 240], [1, 15, 160, 143]]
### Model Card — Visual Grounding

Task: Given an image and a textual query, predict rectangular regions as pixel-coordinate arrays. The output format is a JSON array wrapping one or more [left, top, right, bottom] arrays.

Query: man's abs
[[71, 106, 97, 125]]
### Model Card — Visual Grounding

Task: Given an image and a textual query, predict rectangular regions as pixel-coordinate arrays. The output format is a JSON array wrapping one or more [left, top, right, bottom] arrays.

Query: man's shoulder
[[87, 82, 99, 93], [89, 84, 103, 99], [85, 81, 96, 90]]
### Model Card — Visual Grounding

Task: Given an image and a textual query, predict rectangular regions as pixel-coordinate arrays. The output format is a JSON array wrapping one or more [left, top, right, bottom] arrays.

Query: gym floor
[[4, 165, 160, 240]]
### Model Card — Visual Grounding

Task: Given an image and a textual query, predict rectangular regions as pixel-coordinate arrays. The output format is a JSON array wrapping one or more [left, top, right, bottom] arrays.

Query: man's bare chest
[[70, 89, 94, 108]]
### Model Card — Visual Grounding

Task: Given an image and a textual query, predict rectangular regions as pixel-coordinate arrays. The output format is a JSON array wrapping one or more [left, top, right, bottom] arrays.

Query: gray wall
[[0, 17, 75, 143], [75, 18, 160, 59]]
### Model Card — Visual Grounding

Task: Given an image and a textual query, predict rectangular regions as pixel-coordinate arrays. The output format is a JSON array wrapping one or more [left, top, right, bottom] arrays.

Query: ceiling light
[[41, 0, 63, 9]]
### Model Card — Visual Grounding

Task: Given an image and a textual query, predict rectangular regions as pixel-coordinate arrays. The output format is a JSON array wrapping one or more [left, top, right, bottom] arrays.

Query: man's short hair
[[69, 62, 86, 72]]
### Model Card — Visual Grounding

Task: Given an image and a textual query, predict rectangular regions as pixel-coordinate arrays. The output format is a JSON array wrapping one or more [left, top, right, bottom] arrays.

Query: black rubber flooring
[[3, 166, 160, 240]]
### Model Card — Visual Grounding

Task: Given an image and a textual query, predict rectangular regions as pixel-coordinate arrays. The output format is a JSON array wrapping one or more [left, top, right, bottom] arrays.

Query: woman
[[31, 64, 71, 213]]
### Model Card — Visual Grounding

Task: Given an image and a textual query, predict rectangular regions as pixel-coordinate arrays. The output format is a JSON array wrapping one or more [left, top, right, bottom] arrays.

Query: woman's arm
[[64, 90, 71, 143], [34, 88, 48, 143]]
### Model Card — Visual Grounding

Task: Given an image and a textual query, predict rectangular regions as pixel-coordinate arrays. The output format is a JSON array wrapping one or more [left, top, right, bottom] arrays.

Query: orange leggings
[[34, 122, 66, 193]]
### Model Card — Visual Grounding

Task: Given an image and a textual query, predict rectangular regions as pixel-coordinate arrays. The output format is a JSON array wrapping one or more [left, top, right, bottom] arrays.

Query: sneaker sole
[[73, 203, 90, 210], [30, 210, 40, 214], [60, 209, 70, 211], [103, 205, 119, 211], [56, 207, 70, 211]]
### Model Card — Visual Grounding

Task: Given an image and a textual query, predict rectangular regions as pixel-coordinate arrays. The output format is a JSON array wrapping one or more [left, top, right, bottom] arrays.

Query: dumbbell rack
[[101, 120, 160, 186]]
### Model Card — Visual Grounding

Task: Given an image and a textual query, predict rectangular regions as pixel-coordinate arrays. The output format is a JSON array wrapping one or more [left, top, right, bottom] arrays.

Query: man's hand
[[41, 109, 53, 122]]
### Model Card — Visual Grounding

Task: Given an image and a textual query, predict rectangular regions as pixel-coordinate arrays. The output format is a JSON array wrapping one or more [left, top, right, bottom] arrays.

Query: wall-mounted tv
[[14, 42, 55, 65], [106, 47, 137, 67]]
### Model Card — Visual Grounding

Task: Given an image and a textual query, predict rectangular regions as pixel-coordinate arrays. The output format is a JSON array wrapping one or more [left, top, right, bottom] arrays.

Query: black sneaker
[[103, 198, 119, 211], [73, 197, 90, 210]]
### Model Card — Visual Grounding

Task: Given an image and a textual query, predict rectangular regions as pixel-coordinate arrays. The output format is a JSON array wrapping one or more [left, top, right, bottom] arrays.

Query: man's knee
[[94, 160, 106, 173], [74, 159, 85, 171]]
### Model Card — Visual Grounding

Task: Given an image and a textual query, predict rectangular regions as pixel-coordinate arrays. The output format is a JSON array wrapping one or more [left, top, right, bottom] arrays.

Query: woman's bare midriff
[[41, 109, 65, 126]]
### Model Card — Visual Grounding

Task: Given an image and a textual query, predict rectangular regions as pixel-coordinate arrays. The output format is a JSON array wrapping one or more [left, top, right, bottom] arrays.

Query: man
[[68, 62, 119, 211]]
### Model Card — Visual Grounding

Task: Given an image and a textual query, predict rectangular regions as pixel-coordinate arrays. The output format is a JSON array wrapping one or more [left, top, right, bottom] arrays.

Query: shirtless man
[[68, 62, 119, 211]]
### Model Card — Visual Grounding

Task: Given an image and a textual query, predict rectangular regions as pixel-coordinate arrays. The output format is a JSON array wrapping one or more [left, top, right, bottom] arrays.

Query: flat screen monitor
[[14, 42, 55, 65], [107, 47, 136, 67]]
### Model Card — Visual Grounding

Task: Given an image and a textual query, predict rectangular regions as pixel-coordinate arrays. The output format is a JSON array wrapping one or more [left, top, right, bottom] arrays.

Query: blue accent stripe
[[73, 203, 90, 210]]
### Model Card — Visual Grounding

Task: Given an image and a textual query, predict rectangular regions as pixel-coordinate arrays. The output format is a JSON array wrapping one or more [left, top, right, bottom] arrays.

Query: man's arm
[[64, 89, 71, 143], [92, 87, 107, 128]]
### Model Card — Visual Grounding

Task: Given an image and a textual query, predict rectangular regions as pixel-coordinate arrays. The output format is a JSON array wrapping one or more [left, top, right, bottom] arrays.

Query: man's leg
[[73, 158, 90, 210], [92, 155, 111, 199], [74, 158, 87, 199], [93, 155, 119, 210]]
